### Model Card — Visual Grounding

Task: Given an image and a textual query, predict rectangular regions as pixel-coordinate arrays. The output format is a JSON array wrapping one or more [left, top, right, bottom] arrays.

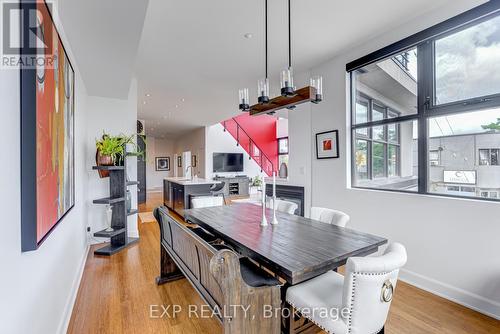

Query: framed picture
[[192, 155, 197, 167], [20, 1, 75, 251], [177, 156, 182, 168], [155, 157, 170, 171], [316, 130, 339, 159]]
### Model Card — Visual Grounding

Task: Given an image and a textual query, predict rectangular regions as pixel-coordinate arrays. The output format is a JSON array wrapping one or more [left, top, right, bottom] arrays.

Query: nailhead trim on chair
[[347, 270, 397, 334], [287, 270, 396, 334]]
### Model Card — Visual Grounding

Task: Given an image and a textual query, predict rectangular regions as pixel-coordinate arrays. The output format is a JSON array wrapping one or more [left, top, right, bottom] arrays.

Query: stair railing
[[222, 118, 275, 176]]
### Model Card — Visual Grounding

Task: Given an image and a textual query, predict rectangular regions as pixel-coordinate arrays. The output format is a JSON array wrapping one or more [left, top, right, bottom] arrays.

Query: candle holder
[[260, 180, 268, 226], [271, 198, 279, 225], [271, 172, 279, 225]]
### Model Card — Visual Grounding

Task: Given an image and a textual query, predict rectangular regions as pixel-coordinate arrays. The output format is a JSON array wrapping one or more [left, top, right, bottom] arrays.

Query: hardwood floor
[[68, 192, 500, 334]]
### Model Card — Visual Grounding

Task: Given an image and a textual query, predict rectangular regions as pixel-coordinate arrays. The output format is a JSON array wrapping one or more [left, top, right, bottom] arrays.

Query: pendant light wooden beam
[[249, 86, 318, 116]]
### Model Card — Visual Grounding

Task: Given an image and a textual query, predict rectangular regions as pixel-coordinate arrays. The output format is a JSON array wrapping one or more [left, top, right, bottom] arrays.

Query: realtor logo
[[1, 0, 54, 68]]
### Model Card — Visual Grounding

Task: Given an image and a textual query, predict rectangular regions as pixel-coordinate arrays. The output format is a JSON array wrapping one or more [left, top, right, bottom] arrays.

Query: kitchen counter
[[164, 177, 221, 186], [163, 177, 220, 216]]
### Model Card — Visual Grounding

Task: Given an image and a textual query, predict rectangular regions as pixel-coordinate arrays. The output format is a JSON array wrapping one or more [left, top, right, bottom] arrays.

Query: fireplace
[[265, 184, 305, 216]]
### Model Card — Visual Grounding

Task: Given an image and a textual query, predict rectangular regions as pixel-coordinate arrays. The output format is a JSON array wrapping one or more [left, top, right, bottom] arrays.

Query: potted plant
[[95, 133, 145, 178]]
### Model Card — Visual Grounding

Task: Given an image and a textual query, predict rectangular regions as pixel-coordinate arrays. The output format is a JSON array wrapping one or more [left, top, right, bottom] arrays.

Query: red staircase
[[221, 117, 277, 176]]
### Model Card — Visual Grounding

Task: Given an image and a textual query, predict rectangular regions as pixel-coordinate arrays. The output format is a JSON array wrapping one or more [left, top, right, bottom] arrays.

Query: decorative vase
[[105, 205, 114, 232], [279, 162, 288, 178]]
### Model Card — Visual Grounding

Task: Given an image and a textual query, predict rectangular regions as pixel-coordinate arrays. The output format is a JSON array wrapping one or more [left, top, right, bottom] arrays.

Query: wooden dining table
[[184, 203, 388, 285]]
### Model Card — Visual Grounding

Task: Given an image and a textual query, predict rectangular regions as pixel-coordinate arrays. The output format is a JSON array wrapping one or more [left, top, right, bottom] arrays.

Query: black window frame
[[347, 1, 500, 202], [353, 94, 401, 180]]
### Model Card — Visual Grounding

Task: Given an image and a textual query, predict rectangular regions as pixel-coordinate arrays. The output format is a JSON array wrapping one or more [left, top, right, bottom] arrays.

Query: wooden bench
[[154, 206, 282, 334]]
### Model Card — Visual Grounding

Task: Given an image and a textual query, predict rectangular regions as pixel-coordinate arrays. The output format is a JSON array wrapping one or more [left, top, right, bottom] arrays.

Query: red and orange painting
[[35, 1, 75, 243]]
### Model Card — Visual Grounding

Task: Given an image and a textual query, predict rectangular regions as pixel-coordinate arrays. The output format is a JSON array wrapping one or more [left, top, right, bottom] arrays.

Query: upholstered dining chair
[[266, 198, 298, 215], [191, 196, 224, 209], [286, 243, 407, 334], [310, 207, 350, 227]]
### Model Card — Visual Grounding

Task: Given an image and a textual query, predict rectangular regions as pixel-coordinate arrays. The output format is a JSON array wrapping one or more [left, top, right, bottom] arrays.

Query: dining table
[[184, 203, 388, 286]]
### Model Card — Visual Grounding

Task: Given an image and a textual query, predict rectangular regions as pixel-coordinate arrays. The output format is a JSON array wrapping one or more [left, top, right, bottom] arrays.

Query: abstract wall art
[[315, 130, 339, 159], [21, 0, 75, 251]]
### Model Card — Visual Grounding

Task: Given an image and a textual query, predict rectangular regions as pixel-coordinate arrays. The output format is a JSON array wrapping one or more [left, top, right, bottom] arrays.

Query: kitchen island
[[163, 177, 221, 216]]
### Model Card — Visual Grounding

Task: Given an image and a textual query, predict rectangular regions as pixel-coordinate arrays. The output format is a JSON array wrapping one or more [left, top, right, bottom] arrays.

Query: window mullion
[[417, 41, 432, 194]]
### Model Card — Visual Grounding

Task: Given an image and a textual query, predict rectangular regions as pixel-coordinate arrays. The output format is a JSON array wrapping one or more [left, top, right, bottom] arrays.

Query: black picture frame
[[316, 130, 339, 159], [177, 156, 182, 168], [20, 0, 76, 252], [155, 157, 170, 171]]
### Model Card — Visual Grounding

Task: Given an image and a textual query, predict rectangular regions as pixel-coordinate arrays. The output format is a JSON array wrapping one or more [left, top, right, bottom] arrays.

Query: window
[[348, 3, 500, 201], [429, 150, 440, 166], [479, 149, 499, 165]]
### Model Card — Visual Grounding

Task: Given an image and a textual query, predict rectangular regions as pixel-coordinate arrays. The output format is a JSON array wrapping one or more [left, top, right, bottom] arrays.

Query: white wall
[[174, 127, 206, 178], [146, 136, 174, 190], [205, 123, 263, 181], [289, 0, 500, 319], [0, 54, 90, 334], [86, 80, 139, 239]]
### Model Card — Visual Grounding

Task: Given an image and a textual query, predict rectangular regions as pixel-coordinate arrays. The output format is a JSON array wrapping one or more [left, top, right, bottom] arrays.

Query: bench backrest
[[155, 206, 281, 333]]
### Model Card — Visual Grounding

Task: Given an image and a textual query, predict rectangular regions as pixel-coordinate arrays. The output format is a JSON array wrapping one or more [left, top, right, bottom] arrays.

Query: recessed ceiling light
[[145, 93, 151, 97], [143, 101, 147, 105], [175, 104, 179, 108], [244, 33, 253, 39], [181, 98, 185, 102]]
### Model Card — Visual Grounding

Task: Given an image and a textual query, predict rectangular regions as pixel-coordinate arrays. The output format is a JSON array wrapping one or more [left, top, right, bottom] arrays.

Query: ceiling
[[57, 0, 486, 138], [58, 0, 149, 99]]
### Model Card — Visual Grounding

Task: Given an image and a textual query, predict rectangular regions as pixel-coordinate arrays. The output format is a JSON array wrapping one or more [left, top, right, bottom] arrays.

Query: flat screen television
[[213, 153, 244, 172]]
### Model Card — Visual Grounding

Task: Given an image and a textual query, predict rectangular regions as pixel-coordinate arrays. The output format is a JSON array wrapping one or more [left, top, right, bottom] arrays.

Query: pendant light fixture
[[280, 0, 294, 97], [257, 0, 270, 104], [237, 0, 323, 115], [238, 88, 250, 111]]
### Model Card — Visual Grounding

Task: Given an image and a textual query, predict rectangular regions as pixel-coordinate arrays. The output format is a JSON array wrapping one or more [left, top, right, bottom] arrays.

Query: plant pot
[[98, 153, 114, 166], [96, 151, 114, 178]]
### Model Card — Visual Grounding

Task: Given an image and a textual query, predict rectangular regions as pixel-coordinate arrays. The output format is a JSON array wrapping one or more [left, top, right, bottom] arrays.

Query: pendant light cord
[[265, 0, 268, 79], [288, 0, 291, 69]]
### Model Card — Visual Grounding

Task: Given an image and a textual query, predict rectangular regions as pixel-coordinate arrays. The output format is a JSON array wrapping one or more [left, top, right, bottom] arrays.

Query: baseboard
[[399, 269, 500, 320], [57, 244, 90, 334]]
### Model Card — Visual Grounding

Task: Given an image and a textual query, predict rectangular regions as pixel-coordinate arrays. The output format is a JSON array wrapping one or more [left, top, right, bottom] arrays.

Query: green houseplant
[[95, 133, 145, 178], [96, 134, 125, 166]]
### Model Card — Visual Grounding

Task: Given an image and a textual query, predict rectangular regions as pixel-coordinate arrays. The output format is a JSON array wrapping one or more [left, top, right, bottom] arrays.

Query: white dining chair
[[266, 198, 298, 215], [191, 196, 224, 208], [286, 243, 407, 334], [310, 207, 350, 227]]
